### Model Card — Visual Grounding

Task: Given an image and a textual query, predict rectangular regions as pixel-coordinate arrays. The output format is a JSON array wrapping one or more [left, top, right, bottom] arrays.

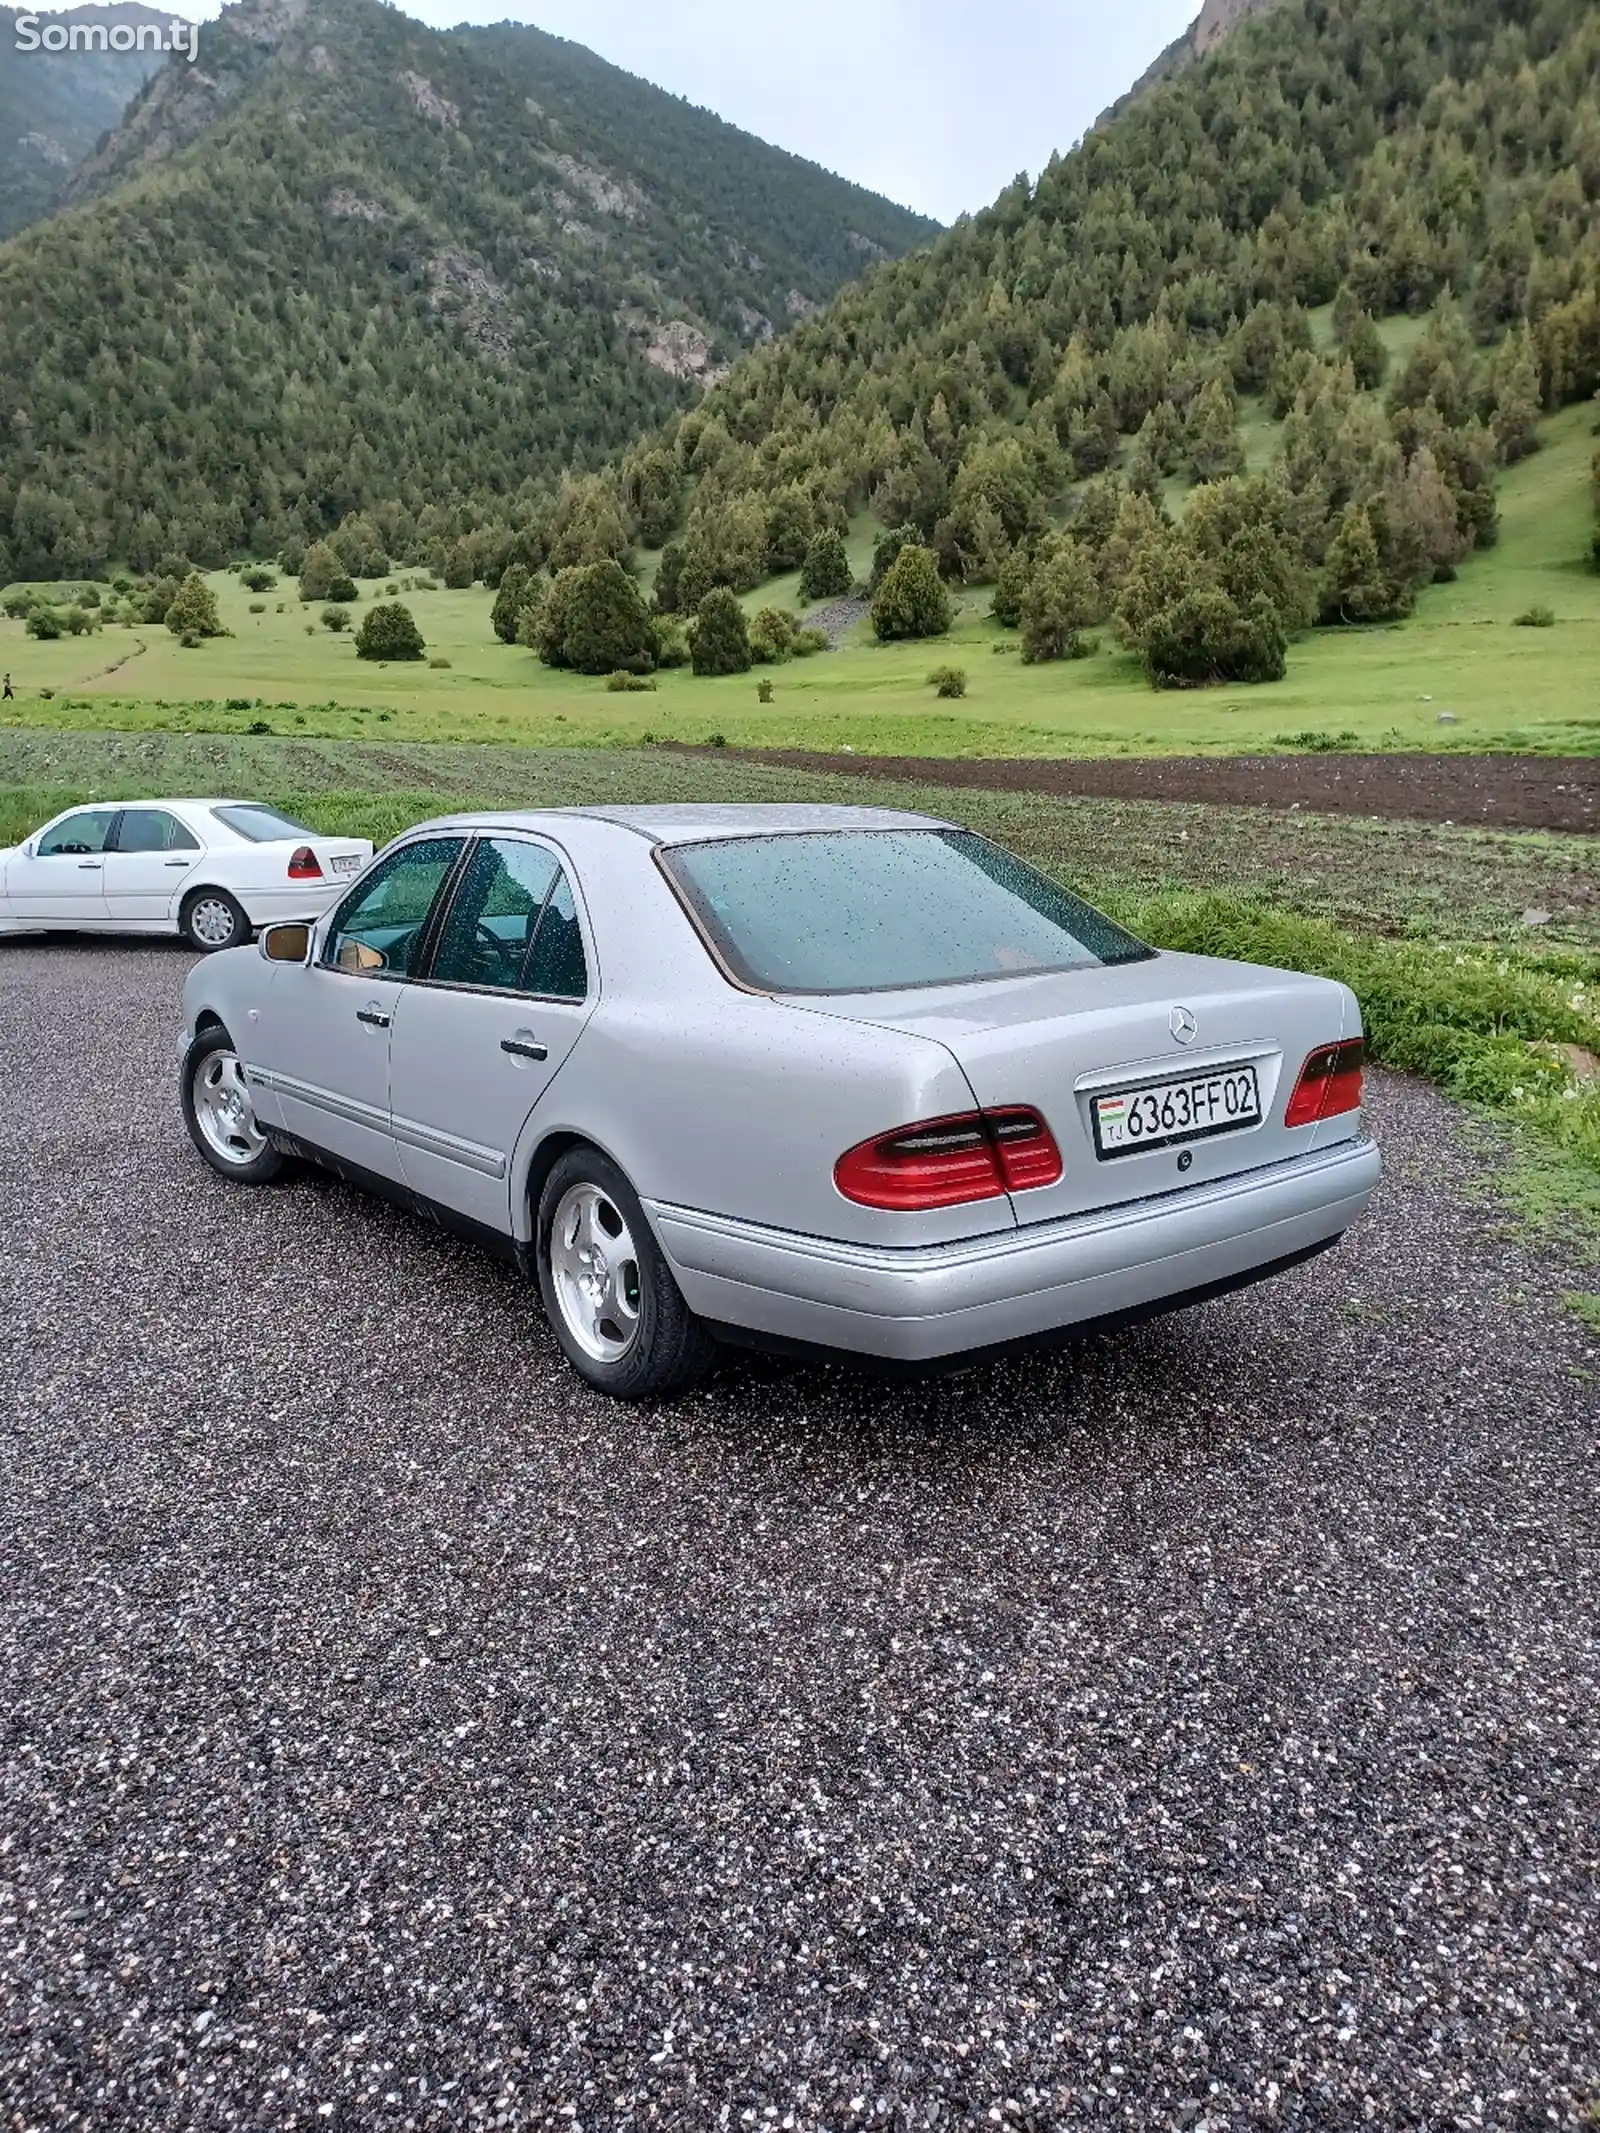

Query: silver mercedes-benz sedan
[[178, 804, 1381, 1398]]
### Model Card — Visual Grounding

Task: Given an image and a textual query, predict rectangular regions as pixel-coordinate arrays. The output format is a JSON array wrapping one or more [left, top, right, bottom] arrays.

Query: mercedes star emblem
[[1170, 1004, 1198, 1045]]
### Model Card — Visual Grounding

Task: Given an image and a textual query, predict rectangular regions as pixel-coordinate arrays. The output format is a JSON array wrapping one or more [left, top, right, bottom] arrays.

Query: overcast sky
[[160, 0, 1199, 222]]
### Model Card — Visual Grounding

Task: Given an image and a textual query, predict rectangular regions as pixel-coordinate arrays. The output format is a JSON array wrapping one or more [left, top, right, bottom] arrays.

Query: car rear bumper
[[647, 1134, 1382, 1362], [238, 884, 347, 925]]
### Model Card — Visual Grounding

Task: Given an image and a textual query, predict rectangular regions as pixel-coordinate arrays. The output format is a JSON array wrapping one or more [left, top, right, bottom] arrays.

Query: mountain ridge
[[0, 2, 181, 238], [0, 0, 936, 578]]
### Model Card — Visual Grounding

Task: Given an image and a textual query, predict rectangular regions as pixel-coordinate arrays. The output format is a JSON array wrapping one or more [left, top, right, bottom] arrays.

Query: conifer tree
[[798, 528, 852, 602], [870, 545, 951, 641], [691, 587, 753, 675]]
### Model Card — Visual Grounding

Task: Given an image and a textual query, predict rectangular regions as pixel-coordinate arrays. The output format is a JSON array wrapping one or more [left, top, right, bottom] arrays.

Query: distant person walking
[[2, 674, 12, 701]]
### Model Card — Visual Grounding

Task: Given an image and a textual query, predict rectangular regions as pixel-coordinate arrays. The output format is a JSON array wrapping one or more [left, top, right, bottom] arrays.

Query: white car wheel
[[183, 890, 248, 952]]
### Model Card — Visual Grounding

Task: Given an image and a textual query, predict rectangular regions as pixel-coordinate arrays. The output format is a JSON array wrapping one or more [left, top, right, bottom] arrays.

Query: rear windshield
[[662, 829, 1154, 994], [211, 803, 314, 843]]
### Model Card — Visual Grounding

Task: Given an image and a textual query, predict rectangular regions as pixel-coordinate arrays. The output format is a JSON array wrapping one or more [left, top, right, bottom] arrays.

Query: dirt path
[[702, 749, 1599, 834]]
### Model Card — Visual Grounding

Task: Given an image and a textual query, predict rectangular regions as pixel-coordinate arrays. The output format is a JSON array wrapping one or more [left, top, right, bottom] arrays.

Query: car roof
[[423, 803, 952, 844], [56, 797, 264, 814]]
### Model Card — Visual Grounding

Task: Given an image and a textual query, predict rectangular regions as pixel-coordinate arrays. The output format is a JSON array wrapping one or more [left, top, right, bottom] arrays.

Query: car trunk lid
[[784, 950, 1356, 1224]]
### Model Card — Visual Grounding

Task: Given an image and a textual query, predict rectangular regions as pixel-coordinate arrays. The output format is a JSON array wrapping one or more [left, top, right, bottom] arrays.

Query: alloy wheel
[[192, 1049, 268, 1167], [548, 1182, 642, 1363]]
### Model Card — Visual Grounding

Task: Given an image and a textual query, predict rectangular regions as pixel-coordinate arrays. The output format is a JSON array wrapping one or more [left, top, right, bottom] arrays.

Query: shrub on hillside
[[928, 665, 967, 698], [491, 563, 533, 644], [990, 548, 1030, 629], [165, 573, 223, 638], [798, 528, 852, 603], [529, 572, 582, 666], [870, 544, 950, 641], [300, 542, 357, 603], [321, 606, 351, 632], [559, 560, 656, 675], [442, 540, 477, 589], [1143, 587, 1287, 688], [242, 568, 276, 592], [652, 615, 690, 668], [355, 602, 426, 661], [750, 606, 802, 663], [690, 587, 752, 675], [606, 669, 656, 692], [1513, 604, 1556, 627], [25, 606, 62, 639], [1021, 540, 1101, 663], [868, 523, 919, 594]]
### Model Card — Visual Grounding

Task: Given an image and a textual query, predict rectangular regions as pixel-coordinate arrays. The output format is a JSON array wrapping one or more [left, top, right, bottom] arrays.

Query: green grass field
[[2, 727, 1595, 944], [3, 405, 1597, 761]]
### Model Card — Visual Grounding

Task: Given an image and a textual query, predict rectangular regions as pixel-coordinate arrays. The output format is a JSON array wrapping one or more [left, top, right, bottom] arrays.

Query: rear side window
[[115, 809, 201, 854], [524, 870, 587, 999], [430, 838, 561, 993], [662, 829, 1153, 994], [212, 804, 314, 843]]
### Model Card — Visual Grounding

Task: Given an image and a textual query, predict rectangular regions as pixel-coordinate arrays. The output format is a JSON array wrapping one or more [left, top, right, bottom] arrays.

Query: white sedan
[[0, 799, 373, 952]]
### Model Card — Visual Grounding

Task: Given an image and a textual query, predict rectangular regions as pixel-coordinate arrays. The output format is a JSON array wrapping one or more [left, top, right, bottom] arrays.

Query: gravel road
[[2, 942, 1597, 2132]]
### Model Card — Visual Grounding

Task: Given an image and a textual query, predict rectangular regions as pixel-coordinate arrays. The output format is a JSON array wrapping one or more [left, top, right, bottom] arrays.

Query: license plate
[[330, 854, 361, 875], [1093, 1066, 1262, 1158]]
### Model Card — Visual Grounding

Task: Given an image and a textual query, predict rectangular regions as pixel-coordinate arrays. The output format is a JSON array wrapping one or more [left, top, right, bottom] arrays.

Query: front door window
[[37, 809, 118, 857], [323, 837, 464, 977]]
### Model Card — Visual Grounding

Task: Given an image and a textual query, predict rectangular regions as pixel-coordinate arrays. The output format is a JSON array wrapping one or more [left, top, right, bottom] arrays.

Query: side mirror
[[260, 921, 313, 964]]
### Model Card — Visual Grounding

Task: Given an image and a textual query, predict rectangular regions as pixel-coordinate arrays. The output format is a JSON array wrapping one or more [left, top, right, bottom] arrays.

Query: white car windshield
[[211, 804, 314, 842], [662, 829, 1154, 994]]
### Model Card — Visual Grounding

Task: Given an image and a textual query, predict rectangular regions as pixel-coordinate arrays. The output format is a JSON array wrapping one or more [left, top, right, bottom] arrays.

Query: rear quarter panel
[[513, 993, 1004, 1249]]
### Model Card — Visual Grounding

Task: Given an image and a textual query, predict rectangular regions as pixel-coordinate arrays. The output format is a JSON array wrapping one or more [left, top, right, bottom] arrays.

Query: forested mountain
[[0, 4, 178, 241], [0, 0, 935, 581], [534, 0, 1599, 688]]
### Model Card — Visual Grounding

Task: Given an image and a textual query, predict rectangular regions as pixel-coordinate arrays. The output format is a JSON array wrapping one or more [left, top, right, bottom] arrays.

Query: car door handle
[[356, 1005, 391, 1029], [78, 861, 102, 871], [500, 1037, 548, 1062], [163, 859, 191, 868]]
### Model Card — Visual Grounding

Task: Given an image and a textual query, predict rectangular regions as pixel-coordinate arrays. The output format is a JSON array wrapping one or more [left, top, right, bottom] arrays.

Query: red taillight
[[1284, 1038, 1365, 1128], [834, 1107, 1063, 1210], [287, 845, 323, 881]]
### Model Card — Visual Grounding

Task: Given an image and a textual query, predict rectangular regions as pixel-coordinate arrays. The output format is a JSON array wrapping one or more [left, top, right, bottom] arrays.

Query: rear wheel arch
[[520, 1128, 626, 1237]]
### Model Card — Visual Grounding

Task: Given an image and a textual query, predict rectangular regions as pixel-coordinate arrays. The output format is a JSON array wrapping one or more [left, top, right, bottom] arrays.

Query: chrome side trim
[[390, 1114, 507, 1179], [245, 1065, 391, 1137], [248, 1063, 506, 1177], [248, 1065, 508, 1179]]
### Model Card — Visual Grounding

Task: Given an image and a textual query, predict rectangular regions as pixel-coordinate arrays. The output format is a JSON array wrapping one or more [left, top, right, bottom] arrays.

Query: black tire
[[536, 1146, 717, 1400], [180, 887, 250, 953], [180, 1023, 284, 1184]]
